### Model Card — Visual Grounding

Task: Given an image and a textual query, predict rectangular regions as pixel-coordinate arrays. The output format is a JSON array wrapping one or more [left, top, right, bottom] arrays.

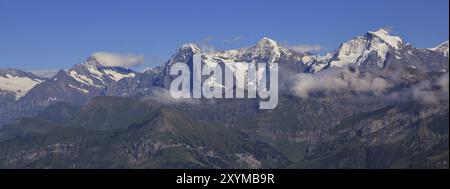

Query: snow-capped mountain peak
[[368, 29, 403, 50], [327, 29, 404, 69], [247, 37, 291, 63], [253, 37, 284, 54], [83, 55, 103, 67], [256, 37, 279, 48], [64, 55, 137, 90], [0, 68, 44, 100], [430, 40, 449, 50], [180, 43, 202, 54], [429, 40, 449, 57], [169, 43, 203, 64]]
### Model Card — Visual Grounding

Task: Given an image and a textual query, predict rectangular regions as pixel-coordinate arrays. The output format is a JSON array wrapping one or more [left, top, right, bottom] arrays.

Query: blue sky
[[0, 0, 448, 71]]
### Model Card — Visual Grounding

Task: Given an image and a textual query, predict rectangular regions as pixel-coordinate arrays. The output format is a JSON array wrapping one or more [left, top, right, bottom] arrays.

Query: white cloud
[[290, 66, 449, 105], [287, 44, 323, 53], [196, 36, 217, 53], [290, 67, 390, 98], [381, 26, 394, 33], [411, 73, 449, 104], [31, 69, 59, 78], [91, 52, 144, 68], [134, 56, 166, 73]]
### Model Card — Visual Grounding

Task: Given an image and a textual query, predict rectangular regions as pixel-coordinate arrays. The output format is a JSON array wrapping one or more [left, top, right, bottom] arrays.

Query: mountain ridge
[[0, 29, 448, 126]]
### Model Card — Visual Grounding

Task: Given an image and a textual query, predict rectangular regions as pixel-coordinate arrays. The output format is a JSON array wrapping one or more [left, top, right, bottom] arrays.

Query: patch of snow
[[217, 49, 241, 58], [368, 29, 403, 49], [0, 74, 42, 100], [304, 53, 334, 72], [86, 64, 105, 84], [311, 62, 328, 73], [103, 69, 136, 82], [301, 55, 314, 65], [69, 71, 98, 87], [181, 43, 202, 54], [365, 40, 389, 67], [68, 84, 90, 94], [429, 40, 448, 51], [202, 54, 219, 67], [329, 36, 367, 67], [429, 40, 449, 57], [330, 30, 398, 68], [252, 37, 283, 63]]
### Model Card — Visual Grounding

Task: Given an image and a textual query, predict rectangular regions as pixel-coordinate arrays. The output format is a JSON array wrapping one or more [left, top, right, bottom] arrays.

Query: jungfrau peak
[[328, 28, 404, 69], [368, 28, 403, 50]]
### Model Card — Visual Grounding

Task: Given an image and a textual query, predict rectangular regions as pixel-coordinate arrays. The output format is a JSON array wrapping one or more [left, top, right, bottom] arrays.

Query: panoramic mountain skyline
[[1, 29, 448, 76], [0, 0, 448, 71], [0, 0, 448, 170], [1, 28, 448, 105], [0, 25, 448, 167]]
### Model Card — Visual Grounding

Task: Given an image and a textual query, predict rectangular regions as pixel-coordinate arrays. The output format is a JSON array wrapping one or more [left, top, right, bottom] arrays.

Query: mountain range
[[0, 29, 448, 168]]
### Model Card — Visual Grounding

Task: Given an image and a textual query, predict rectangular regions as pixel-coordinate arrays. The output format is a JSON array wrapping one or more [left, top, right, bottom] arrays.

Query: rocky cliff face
[[0, 95, 447, 168]]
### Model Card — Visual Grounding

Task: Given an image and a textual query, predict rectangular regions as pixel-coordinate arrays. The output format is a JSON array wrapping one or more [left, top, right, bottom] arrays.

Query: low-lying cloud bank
[[287, 44, 323, 53], [383, 73, 449, 105], [410, 73, 449, 104], [290, 67, 390, 98], [289, 67, 449, 105], [92, 52, 144, 68], [31, 70, 59, 78]]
